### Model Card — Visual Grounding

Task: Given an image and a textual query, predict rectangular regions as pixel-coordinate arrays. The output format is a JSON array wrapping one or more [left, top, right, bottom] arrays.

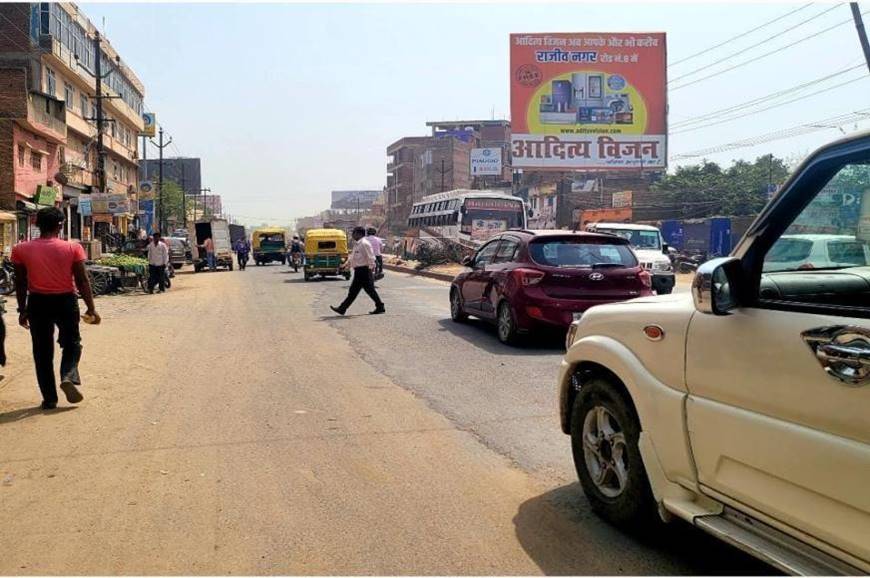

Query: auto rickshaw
[[303, 228, 350, 281], [251, 227, 287, 265]]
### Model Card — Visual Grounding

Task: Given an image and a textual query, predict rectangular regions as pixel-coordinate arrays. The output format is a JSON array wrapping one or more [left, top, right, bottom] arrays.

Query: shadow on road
[[514, 483, 778, 576], [435, 318, 565, 357], [284, 277, 343, 284], [0, 405, 76, 425]]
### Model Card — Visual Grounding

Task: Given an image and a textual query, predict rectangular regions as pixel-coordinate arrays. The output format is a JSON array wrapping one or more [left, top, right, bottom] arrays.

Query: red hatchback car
[[449, 230, 652, 344]]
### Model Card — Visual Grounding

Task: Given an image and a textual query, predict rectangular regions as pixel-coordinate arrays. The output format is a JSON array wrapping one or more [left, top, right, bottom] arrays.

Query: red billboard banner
[[510, 32, 667, 170]]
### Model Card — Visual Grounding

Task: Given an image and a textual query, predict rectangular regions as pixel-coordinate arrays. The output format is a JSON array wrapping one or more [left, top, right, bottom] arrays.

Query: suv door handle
[[802, 325, 870, 386]]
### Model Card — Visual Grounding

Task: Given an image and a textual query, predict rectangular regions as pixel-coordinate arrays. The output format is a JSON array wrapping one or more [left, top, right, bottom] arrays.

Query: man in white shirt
[[366, 227, 384, 279], [330, 227, 385, 315], [146, 232, 170, 294]]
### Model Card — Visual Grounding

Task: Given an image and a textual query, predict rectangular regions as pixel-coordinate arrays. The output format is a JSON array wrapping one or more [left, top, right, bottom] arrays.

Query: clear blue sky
[[81, 2, 870, 225]]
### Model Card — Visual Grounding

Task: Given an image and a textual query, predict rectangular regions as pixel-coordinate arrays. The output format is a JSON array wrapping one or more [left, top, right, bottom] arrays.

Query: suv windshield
[[595, 228, 661, 250], [529, 238, 637, 268]]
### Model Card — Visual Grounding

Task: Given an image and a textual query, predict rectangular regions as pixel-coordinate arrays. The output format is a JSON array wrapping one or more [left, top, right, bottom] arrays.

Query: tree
[[158, 180, 185, 230], [651, 155, 790, 217]]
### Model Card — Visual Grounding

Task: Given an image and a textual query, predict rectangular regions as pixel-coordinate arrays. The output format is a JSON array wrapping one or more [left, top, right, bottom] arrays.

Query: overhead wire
[[668, 3, 814, 67], [671, 63, 867, 128], [670, 11, 869, 91], [671, 74, 870, 135], [669, 4, 841, 83], [672, 109, 870, 160]]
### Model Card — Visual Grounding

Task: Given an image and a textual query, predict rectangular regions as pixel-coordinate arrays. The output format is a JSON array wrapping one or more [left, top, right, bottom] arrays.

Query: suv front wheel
[[570, 376, 656, 526]]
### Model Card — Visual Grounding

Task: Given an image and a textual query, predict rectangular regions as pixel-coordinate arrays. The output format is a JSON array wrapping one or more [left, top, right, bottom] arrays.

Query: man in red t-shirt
[[11, 207, 100, 409]]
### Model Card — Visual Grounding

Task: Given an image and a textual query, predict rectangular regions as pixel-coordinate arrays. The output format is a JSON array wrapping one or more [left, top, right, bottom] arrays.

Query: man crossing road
[[330, 226, 385, 316]]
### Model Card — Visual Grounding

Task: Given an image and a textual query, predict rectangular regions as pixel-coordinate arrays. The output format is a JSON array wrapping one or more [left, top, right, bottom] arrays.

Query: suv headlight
[[654, 261, 672, 272], [566, 319, 582, 350]]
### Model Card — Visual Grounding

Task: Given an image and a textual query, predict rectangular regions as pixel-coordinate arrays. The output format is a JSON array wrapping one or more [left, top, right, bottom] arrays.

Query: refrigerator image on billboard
[[510, 32, 667, 170]]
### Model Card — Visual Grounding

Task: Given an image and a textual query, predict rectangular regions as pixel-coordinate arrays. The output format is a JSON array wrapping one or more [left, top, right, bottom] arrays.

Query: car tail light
[[639, 269, 652, 289], [513, 268, 546, 286]]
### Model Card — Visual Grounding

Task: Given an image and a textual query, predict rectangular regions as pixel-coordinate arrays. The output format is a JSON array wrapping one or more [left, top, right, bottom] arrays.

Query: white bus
[[407, 189, 527, 247]]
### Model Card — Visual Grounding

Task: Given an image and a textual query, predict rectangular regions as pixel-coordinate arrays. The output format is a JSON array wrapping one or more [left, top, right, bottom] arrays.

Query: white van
[[585, 222, 675, 294]]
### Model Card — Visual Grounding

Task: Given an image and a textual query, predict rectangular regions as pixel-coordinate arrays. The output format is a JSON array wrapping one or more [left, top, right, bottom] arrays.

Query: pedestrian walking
[[11, 207, 100, 409], [146, 232, 170, 293], [330, 226, 385, 316], [365, 227, 384, 279], [203, 236, 216, 271], [234, 237, 250, 270]]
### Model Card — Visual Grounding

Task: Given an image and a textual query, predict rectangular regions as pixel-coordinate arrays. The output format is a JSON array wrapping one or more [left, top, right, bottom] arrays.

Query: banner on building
[[79, 194, 92, 217], [34, 185, 59, 206], [470, 148, 503, 176], [107, 193, 129, 214], [141, 112, 157, 137], [510, 32, 666, 170], [139, 199, 155, 233], [90, 193, 109, 214], [611, 190, 633, 208]]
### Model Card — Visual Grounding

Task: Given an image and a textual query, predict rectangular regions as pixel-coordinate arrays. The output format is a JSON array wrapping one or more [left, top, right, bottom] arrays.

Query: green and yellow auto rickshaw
[[303, 228, 350, 281]]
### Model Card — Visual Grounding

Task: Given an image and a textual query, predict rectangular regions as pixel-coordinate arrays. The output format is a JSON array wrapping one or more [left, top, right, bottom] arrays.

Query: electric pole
[[150, 127, 172, 233], [94, 31, 106, 194], [851, 3, 870, 73], [180, 160, 187, 227], [436, 158, 452, 192]]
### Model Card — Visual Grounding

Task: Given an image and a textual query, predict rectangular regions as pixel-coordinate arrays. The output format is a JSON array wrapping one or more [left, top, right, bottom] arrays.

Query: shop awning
[[0, 211, 17, 222], [16, 200, 37, 213]]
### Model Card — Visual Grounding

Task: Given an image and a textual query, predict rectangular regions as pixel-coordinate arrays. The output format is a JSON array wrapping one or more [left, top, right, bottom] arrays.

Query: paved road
[[0, 265, 770, 574]]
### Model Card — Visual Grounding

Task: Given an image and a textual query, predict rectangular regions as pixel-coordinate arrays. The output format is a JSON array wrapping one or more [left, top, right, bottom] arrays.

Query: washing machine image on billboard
[[538, 72, 635, 126]]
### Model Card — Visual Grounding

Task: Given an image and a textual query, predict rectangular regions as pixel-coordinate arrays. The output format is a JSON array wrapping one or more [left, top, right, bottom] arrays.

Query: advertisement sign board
[[34, 185, 58, 206], [139, 200, 155, 233], [510, 32, 667, 170], [107, 193, 129, 215], [576, 207, 633, 227], [141, 112, 157, 137], [611, 190, 633, 208], [470, 148, 503, 176], [90, 193, 109, 214], [79, 195, 91, 217]]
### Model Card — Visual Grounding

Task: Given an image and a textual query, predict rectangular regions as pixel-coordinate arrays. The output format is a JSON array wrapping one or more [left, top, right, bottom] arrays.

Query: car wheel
[[496, 300, 519, 345], [570, 377, 656, 526], [450, 288, 468, 322], [657, 286, 672, 295]]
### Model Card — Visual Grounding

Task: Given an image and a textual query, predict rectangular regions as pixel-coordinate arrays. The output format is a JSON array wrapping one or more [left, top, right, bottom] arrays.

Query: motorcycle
[[0, 257, 15, 296], [673, 250, 706, 274], [291, 252, 303, 272]]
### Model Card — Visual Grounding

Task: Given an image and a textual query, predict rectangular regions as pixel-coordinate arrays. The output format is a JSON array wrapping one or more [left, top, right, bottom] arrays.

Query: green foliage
[[651, 155, 791, 217]]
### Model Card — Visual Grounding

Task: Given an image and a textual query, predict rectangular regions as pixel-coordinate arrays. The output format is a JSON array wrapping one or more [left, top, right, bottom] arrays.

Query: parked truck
[[189, 218, 234, 272]]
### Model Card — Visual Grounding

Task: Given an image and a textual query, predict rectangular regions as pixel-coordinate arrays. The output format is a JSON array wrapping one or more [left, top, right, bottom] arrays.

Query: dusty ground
[[0, 266, 766, 575]]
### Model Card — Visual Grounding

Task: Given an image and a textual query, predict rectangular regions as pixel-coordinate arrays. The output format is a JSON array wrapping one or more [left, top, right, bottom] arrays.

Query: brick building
[[0, 3, 145, 245], [385, 120, 512, 232]]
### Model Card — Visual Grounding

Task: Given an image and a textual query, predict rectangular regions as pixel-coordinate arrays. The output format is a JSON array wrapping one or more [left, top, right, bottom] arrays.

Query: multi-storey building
[[0, 3, 144, 243], [385, 120, 512, 232]]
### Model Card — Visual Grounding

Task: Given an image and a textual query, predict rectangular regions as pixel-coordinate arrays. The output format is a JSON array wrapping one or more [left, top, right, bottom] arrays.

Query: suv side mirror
[[661, 243, 669, 254], [692, 257, 741, 315], [462, 255, 474, 267]]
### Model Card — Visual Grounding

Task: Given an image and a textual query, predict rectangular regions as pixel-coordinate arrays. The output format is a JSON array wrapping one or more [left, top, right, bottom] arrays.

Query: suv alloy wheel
[[570, 376, 656, 525]]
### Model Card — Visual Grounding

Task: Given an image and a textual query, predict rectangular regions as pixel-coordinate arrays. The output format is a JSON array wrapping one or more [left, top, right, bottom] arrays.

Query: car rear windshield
[[766, 238, 813, 262], [827, 240, 869, 266], [529, 238, 637, 268]]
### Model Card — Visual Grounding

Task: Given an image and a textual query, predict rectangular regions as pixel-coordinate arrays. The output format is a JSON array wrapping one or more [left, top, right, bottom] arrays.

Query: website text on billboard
[[510, 33, 667, 170]]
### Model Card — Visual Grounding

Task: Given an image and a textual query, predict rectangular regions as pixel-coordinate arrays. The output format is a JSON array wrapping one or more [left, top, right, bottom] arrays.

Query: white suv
[[560, 133, 870, 575]]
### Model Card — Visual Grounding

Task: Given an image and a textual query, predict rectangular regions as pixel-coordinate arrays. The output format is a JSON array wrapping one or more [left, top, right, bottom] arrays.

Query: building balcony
[[16, 92, 67, 144], [39, 34, 144, 131]]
